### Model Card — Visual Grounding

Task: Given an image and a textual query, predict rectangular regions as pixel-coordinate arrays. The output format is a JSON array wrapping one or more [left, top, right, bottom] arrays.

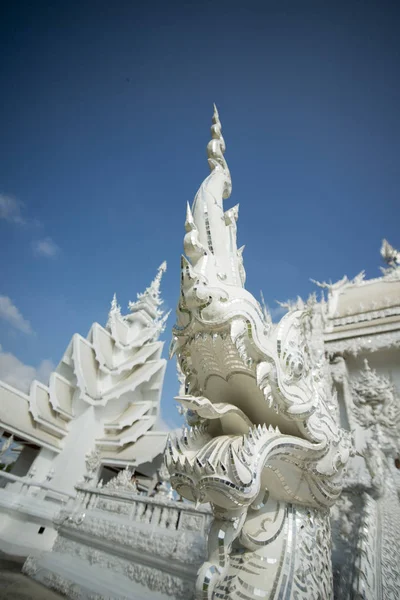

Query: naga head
[[166, 106, 352, 515]]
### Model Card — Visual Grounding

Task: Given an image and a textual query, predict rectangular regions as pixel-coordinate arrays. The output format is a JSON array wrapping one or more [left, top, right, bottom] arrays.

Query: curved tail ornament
[[166, 107, 353, 600]]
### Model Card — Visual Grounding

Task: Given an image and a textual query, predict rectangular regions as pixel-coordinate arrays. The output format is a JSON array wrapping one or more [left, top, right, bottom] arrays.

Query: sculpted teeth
[[166, 418, 283, 481]]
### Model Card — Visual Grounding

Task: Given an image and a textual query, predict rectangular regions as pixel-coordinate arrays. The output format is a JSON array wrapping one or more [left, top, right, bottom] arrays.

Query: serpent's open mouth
[[175, 324, 313, 442]]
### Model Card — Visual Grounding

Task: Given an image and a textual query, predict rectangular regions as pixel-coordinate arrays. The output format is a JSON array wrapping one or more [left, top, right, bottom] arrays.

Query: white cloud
[[270, 304, 288, 321], [0, 193, 26, 225], [0, 296, 33, 334], [33, 237, 60, 258], [0, 345, 55, 393]]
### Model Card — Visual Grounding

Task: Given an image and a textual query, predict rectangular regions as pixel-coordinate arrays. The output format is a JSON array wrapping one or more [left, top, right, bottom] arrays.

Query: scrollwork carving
[[166, 107, 351, 599]]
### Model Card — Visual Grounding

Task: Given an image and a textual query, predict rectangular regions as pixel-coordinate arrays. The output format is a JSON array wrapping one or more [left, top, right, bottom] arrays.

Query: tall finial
[[110, 293, 121, 314], [106, 293, 121, 330], [129, 261, 167, 312], [206, 104, 232, 199], [151, 261, 167, 296]]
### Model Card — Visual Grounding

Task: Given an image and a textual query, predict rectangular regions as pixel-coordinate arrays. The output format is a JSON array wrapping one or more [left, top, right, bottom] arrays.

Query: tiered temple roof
[[0, 263, 170, 471]]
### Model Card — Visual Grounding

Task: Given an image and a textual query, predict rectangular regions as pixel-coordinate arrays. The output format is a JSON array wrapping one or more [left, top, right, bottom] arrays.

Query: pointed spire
[[185, 202, 195, 231], [106, 293, 121, 330], [110, 293, 120, 314], [129, 261, 167, 313], [147, 261, 167, 303], [187, 106, 241, 286], [206, 104, 232, 199]]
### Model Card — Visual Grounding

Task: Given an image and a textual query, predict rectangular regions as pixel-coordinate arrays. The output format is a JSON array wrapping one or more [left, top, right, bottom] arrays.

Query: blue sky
[[1, 1, 399, 428]]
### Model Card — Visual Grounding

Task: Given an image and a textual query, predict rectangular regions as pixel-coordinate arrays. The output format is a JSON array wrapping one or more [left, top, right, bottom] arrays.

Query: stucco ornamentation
[[166, 107, 352, 599], [103, 467, 139, 493], [53, 536, 195, 599], [381, 238, 400, 270], [58, 513, 206, 565], [326, 330, 400, 356], [351, 359, 400, 450], [85, 449, 101, 475]]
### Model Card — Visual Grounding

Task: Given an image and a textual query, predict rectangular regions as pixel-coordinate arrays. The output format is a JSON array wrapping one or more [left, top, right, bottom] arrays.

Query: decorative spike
[[194, 457, 204, 477], [165, 447, 172, 468], [169, 337, 179, 359], [206, 104, 232, 199], [180, 255, 196, 280], [106, 293, 121, 329], [110, 293, 120, 313], [240, 449, 250, 466], [182, 427, 189, 446], [206, 460, 216, 474], [246, 434, 255, 449], [185, 202, 196, 232], [129, 261, 167, 312]]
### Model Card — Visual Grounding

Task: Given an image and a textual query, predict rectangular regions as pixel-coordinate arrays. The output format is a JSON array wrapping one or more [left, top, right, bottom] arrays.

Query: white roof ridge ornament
[[184, 105, 243, 287], [128, 261, 168, 313], [381, 238, 400, 268], [380, 239, 400, 280], [106, 293, 121, 331]]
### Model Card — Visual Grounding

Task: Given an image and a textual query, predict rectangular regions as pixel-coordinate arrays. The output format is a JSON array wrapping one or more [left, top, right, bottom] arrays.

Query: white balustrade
[[70, 483, 212, 535], [0, 470, 75, 505]]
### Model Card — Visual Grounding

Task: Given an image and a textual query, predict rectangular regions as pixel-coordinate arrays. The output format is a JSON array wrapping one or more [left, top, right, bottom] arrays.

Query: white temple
[[0, 263, 171, 556], [0, 109, 399, 599]]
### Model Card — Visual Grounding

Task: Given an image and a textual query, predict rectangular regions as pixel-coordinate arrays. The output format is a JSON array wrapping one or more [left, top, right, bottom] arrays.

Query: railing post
[[88, 492, 97, 509], [143, 503, 153, 523], [159, 505, 168, 528], [151, 505, 161, 526], [136, 501, 146, 522], [130, 499, 138, 520]]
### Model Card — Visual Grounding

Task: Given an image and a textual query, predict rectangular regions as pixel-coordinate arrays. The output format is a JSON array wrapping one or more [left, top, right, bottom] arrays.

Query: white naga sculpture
[[166, 107, 353, 599]]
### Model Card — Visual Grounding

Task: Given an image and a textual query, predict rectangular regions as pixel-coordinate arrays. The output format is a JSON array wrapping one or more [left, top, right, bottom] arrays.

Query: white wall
[[50, 404, 105, 494], [31, 447, 57, 482], [0, 511, 57, 556]]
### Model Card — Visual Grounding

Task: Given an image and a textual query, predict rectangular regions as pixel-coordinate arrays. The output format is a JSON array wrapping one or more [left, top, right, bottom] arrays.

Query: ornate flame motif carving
[[380, 239, 400, 281], [351, 359, 400, 450], [166, 107, 352, 599], [103, 467, 139, 493]]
